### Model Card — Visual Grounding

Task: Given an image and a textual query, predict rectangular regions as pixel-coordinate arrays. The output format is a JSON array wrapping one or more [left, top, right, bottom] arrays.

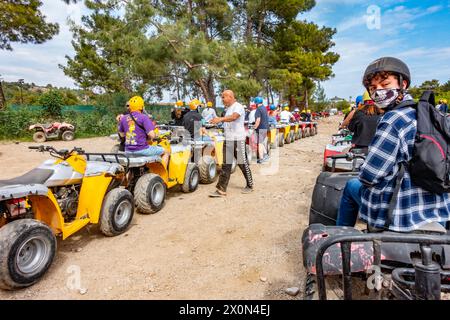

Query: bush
[[0, 107, 117, 141], [39, 91, 63, 117]]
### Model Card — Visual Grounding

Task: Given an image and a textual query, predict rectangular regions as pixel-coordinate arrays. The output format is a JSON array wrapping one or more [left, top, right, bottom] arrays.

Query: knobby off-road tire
[[199, 156, 217, 184], [100, 188, 135, 237], [0, 219, 56, 290], [134, 174, 166, 214], [182, 163, 200, 193]]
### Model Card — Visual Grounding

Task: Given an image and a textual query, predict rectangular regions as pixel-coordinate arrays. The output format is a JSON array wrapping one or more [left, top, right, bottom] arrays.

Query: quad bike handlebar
[[29, 145, 85, 159]]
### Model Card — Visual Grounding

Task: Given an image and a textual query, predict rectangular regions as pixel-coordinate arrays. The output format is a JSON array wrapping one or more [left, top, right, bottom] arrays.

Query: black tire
[[61, 130, 75, 141], [285, 131, 291, 144], [134, 174, 166, 214], [182, 163, 200, 193], [302, 128, 307, 138], [99, 188, 134, 237], [304, 272, 319, 300], [199, 156, 217, 184], [305, 127, 311, 137], [278, 133, 285, 147], [295, 130, 300, 140], [290, 131, 295, 143], [32, 131, 46, 143], [0, 219, 56, 290]]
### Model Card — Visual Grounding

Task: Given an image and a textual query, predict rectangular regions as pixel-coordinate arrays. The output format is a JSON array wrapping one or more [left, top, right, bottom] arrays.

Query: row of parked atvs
[[0, 120, 318, 291], [301, 128, 450, 300]]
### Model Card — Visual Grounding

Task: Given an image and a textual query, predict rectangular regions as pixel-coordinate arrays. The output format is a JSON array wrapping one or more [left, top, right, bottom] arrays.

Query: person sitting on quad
[[182, 99, 213, 142], [280, 106, 295, 123], [336, 57, 450, 231], [306, 109, 312, 122], [293, 108, 301, 122], [171, 100, 188, 126], [268, 105, 278, 126], [340, 96, 363, 129], [119, 96, 170, 167], [347, 91, 384, 153]]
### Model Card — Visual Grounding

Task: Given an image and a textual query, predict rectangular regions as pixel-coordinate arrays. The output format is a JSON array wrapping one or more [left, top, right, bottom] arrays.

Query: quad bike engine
[[54, 186, 80, 222]]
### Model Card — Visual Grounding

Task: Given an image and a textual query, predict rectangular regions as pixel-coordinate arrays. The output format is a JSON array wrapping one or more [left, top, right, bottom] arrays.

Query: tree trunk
[[0, 81, 6, 109]]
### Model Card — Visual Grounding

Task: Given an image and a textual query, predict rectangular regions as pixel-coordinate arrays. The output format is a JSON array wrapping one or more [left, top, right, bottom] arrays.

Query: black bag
[[408, 91, 450, 194]]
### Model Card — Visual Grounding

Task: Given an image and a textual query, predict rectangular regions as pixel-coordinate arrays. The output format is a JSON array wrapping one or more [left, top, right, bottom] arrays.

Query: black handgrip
[[28, 146, 42, 150]]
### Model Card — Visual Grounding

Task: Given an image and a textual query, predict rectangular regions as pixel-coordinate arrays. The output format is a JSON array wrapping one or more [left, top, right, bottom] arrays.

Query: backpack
[[408, 91, 450, 194]]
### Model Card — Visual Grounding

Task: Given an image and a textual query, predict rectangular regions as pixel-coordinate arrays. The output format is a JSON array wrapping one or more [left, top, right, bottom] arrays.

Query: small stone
[[225, 229, 234, 234], [124, 234, 129, 237], [108, 286, 113, 290], [79, 288, 88, 295], [75, 248, 82, 253], [260, 277, 267, 282], [284, 287, 300, 297], [148, 285, 155, 292]]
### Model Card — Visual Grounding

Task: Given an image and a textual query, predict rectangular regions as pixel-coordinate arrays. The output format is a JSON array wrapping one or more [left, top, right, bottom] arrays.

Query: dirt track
[[0, 117, 339, 300]]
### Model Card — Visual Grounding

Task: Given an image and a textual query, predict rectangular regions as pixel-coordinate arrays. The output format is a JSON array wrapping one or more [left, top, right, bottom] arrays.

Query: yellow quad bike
[[276, 123, 290, 147], [267, 125, 279, 150], [0, 146, 134, 290], [292, 123, 302, 141], [288, 123, 299, 143], [96, 131, 200, 215]]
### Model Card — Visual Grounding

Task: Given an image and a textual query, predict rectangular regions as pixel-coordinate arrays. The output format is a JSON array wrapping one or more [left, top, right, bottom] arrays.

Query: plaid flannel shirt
[[359, 100, 450, 232]]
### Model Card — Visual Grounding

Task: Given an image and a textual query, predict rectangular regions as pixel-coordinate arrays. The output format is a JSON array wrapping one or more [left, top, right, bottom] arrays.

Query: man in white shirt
[[202, 101, 217, 122], [209, 90, 254, 197], [247, 104, 257, 124], [279, 106, 295, 123]]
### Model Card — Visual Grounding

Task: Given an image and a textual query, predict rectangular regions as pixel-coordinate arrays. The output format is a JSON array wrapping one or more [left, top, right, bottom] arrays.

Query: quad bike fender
[[167, 145, 191, 187], [302, 224, 450, 276], [147, 161, 169, 185], [302, 224, 375, 276], [76, 174, 113, 226], [28, 190, 65, 237], [55, 154, 87, 175], [0, 184, 48, 201]]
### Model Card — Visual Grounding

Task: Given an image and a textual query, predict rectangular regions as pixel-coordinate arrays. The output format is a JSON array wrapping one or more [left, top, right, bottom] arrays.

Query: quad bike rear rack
[[315, 232, 450, 300], [85, 153, 131, 173]]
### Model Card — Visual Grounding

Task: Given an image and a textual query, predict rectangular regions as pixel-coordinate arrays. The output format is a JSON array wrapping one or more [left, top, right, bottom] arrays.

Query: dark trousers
[[217, 140, 254, 192]]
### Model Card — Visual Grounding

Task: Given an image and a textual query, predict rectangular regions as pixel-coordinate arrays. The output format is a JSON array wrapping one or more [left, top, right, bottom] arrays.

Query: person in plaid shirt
[[337, 57, 450, 232]]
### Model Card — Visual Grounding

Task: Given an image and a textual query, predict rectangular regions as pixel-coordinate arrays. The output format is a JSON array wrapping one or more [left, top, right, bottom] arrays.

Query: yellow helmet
[[307, 109, 311, 113], [207, 101, 213, 108], [284, 107, 290, 111], [443, 99, 448, 104], [189, 99, 201, 110], [129, 96, 145, 112], [176, 100, 184, 107]]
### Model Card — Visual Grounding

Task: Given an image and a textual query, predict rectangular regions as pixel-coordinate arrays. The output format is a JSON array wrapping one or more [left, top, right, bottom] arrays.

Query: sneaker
[[209, 190, 227, 198], [241, 187, 254, 194]]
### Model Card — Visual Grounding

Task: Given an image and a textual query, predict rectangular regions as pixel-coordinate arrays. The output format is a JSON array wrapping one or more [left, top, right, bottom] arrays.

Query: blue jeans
[[126, 146, 165, 157], [337, 178, 364, 227]]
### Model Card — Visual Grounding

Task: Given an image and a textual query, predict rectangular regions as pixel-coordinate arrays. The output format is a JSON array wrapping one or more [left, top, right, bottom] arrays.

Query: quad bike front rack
[[315, 232, 450, 300], [85, 153, 131, 173]]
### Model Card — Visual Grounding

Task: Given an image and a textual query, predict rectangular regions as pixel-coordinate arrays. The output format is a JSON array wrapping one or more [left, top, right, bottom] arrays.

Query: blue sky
[[0, 0, 449, 102]]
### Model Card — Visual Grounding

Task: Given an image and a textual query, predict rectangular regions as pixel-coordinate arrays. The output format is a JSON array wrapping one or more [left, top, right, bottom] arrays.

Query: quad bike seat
[[0, 168, 54, 188], [87, 154, 162, 168]]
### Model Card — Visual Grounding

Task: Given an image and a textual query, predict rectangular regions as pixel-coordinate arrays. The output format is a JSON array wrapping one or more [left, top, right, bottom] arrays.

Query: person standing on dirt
[[119, 96, 170, 167], [209, 90, 254, 197], [336, 57, 450, 231], [182, 99, 203, 139], [253, 96, 270, 164], [202, 101, 217, 123]]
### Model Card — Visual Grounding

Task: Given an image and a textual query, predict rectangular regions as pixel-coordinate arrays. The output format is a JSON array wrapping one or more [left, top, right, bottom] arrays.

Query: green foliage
[[409, 79, 450, 102], [39, 91, 64, 117], [0, 0, 75, 50], [62, 0, 339, 106], [335, 100, 350, 112]]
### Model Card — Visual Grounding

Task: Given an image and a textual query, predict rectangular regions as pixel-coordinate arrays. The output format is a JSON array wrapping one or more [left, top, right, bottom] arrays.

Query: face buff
[[371, 88, 400, 109]]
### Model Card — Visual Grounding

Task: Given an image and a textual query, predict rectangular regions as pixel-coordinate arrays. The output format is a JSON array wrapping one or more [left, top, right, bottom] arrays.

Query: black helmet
[[363, 57, 411, 90]]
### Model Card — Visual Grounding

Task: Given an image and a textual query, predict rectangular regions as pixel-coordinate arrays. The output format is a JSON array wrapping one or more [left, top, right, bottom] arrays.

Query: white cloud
[[0, 0, 86, 87]]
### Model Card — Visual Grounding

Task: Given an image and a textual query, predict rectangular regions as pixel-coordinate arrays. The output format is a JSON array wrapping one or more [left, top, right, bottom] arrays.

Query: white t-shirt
[[280, 110, 293, 123], [202, 108, 217, 122], [248, 110, 256, 124], [224, 102, 246, 141]]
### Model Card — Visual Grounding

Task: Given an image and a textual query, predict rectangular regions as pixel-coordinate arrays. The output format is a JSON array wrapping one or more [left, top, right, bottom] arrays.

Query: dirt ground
[[0, 117, 340, 300]]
